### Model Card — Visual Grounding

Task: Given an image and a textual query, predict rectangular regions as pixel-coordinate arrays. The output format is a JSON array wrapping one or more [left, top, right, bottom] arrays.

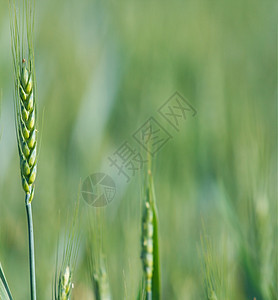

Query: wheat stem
[[146, 291, 152, 300], [25, 194, 36, 300]]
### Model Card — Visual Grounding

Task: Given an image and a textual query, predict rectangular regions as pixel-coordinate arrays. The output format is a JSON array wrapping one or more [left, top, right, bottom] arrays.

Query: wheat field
[[0, 0, 276, 299]]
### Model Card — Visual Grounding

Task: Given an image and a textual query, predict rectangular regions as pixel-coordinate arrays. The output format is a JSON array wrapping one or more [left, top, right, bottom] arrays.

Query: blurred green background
[[0, 0, 277, 299]]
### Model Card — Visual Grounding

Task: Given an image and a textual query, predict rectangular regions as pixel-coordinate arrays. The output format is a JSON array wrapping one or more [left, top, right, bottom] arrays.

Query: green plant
[[57, 266, 73, 300], [200, 231, 227, 300], [0, 263, 13, 300], [140, 169, 161, 300], [53, 201, 80, 300], [0, 0, 274, 298], [0, 89, 2, 140], [88, 210, 112, 300], [10, 0, 37, 299], [92, 254, 112, 300]]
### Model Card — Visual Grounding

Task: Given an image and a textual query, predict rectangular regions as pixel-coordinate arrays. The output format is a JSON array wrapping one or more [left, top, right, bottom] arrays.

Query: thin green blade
[[149, 172, 161, 300], [136, 278, 145, 300], [0, 263, 13, 300]]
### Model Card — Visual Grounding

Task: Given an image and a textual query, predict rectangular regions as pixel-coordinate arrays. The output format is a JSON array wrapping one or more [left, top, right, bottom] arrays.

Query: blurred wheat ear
[[91, 254, 111, 300], [200, 225, 228, 300], [88, 209, 112, 300], [140, 169, 161, 300], [9, 0, 38, 299], [57, 266, 72, 300], [53, 200, 80, 300]]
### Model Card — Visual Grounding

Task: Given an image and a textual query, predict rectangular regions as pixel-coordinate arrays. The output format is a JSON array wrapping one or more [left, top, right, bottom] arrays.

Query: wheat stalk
[[10, 1, 37, 299]]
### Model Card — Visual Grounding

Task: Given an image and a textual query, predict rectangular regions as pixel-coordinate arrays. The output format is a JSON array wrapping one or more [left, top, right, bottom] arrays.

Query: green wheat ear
[[58, 266, 72, 300], [10, 0, 37, 203], [200, 225, 228, 300], [88, 210, 112, 300], [18, 59, 37, 201], [141, 193, 154, 295], [141, 169, 161, 300], [54, 200, 80, 300]]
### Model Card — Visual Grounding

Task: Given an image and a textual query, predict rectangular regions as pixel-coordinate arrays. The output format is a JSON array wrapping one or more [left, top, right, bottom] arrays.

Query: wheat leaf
[[0, 263, 13, 300], [149, 173, 161, 300], [136, 278, 145, 300]]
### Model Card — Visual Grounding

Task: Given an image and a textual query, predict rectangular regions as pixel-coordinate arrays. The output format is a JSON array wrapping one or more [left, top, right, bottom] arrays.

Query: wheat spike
[[58, 266, 73, 300], [10, 0, 37, 203], [54, 200, 80, 300], [141, 197, 154, 297], [140, 168, 161, 300], [17, 60, 37, 202]]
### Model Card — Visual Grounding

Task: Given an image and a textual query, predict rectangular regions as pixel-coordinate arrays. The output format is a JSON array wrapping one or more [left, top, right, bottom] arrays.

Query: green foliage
[[0, 0, 276, 298]]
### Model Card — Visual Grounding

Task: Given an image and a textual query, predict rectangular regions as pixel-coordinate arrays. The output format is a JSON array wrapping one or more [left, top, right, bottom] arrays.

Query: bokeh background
[[0, 0, 277, 299]]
